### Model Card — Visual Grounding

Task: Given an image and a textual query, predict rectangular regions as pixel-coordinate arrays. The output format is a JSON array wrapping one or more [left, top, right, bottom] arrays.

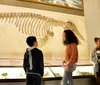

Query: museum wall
[[0, 0, 95, 65], [0, 4, 89, 66], [84, 0, 100, 53]]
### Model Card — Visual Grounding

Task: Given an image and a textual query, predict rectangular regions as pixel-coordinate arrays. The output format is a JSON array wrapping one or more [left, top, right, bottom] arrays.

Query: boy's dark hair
[[63, 30, 79, 45], [26, 36, 37, 47], [94, 37, 100, 43]]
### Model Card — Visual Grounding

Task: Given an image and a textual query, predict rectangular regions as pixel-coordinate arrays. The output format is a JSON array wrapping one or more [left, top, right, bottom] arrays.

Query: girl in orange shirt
[[61, 30, 79, 85]]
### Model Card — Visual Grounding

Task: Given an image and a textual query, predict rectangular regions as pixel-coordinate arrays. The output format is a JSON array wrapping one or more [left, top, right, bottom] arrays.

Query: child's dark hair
[[63, 30, 79, 45], [94, 37, 100, 43], [26, 36, 37, 47]]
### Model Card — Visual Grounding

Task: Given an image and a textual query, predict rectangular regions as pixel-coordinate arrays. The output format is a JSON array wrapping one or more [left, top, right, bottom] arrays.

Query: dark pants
[[26, 73, 42, 85], [96, 72, 100, 85], [96, 63, 100, 85]]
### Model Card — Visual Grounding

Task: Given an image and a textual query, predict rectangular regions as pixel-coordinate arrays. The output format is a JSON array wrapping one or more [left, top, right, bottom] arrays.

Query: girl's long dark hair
[[63, 30, 79, 45]]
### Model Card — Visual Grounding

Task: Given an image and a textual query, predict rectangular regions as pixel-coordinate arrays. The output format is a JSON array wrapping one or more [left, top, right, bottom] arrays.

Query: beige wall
[[84, 0, 100, 53]]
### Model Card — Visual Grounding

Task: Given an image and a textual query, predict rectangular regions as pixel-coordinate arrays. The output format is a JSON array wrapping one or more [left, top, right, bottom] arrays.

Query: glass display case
[[0, 65, 94, 79], [0, 67, 26, 79], [50, 65, 94, 77], [73, 65, 94, 76], [43, 67, 55, 78], [0, 67, 55, 79], [50, 67, 64, 77]]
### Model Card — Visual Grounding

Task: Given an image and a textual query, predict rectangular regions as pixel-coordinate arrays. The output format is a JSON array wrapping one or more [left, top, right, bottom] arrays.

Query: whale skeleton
[[0, 12, 85, 47]]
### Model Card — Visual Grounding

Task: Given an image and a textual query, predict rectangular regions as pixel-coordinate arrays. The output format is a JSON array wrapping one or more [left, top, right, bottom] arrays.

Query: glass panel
[[0, 67, 25, 79], [50, 67, 64, 77], [43, 67, 55, 78], [73, 66, 94, 76], [0, 67, 55, 79], [50, 65, 94, 77]]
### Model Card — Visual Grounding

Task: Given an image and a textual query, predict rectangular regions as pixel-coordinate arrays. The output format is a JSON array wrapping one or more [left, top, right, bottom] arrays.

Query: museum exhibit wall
[[0, 1, 97, 84], [0, 4, 89, 66]]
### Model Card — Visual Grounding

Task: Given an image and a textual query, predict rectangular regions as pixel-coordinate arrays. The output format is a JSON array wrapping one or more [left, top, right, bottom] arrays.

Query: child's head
[[94, 37, 100, 48], [26, 36, 38, 47]]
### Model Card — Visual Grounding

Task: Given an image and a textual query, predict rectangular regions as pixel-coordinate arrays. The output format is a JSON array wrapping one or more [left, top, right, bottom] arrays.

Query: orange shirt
[[64, 43, 78, 67]]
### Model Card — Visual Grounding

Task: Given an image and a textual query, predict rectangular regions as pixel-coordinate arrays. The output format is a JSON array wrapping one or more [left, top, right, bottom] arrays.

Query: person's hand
[[64, 65, 69, 72], [62, 60, 66, 65]]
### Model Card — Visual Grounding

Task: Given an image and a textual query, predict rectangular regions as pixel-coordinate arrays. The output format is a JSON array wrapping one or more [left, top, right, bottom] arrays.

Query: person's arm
[[62, 45, 69, 65], [23, 52, 27, 73], [66, 43, 78, 67], [90, 49, 98, 64], [40, 51, 44, 77]]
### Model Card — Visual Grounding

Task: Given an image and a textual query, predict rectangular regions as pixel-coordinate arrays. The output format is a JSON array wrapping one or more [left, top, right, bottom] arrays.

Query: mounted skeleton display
[[0, 12, 85, 47]]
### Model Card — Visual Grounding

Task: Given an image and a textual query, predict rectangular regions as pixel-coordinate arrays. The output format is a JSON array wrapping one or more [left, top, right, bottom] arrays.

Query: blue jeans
[[61, 64, 76, 85]]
